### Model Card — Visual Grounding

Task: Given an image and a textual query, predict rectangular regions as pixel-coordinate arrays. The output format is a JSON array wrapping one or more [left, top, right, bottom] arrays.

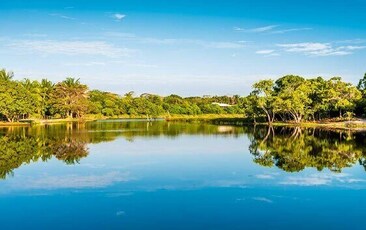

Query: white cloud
[[18, 172, 131, 189], [256, 49, 275, 54], [205, 41, 245, 49], [255, 49, 280, 57], [335, 39, 366, 44], [104, 32, 136, 38], [64, 62, 107, 67], [49, 13, 75, 20], [280, 173, 366, 186], [270, 27, 312, 34], [23, 33, 48, 38], [113, 13, 126, 21], [340, 45, 366, 50], [111, 60, 158, 68], [137, 38, 245, 49], [234, 25, 278, 33], [7, 40, 134, 57], [277, 42, 366, 56], [280, 175, 330, 186], [252, 197, 273, 203], [103, 32, 246, 49], [255, 174, 275, 179]]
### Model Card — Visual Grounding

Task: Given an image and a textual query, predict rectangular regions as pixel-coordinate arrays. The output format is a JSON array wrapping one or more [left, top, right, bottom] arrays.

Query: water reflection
[[1, 121, 366, 180], [249, 126, 366, 173], [0, 121, 243, 179]]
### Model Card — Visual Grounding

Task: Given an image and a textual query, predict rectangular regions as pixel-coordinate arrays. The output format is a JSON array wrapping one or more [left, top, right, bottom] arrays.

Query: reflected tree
[[248, 126, 366, 172]]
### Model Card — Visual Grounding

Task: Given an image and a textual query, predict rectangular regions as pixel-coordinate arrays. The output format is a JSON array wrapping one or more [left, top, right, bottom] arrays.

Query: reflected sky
[[0, 121, 366, 229]]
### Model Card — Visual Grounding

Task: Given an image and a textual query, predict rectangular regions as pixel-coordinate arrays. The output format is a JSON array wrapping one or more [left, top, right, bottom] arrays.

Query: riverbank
[[1, 115, 366, 131], [0, 122, 31, 127], [271, 120, 366, 131], [165, 116, 366, 131]]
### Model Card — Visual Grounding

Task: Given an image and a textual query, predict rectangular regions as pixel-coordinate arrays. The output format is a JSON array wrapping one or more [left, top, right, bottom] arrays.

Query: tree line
[[245, 74, 366, 123], [0, 68, 242, 122], [1, 68, 366, 123]]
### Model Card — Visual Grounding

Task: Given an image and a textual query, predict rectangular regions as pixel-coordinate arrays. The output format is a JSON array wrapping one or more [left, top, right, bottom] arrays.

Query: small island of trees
[[1, 68, 366, 124]]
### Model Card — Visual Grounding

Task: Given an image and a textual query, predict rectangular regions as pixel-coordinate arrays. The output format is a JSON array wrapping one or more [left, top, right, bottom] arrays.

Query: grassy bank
[[270, 120, 366, 130], [0, 114, 245, 126], [0, 121, 31, 127], [2, 115, 366, 131], [164, 114, 245, 123]]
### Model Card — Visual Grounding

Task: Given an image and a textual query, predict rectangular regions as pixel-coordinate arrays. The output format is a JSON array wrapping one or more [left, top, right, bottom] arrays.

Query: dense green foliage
[[0, 68, 365, 122], [247, 75, 363, 123], [0, 68, 243, 121]]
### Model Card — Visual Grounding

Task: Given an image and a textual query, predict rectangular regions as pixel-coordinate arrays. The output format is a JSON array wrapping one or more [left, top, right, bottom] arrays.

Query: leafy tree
[[251, 80, 278, 124], [324, 77, 361, 118], [0, 69, 13, 81], [50, 78, 88, 118], [275, 75, 312, 123], [0, 78, 34, 122]]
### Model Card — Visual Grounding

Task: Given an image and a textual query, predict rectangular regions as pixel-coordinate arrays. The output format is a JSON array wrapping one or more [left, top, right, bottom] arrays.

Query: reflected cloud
[[204, 180, 247, 188], [280, 173, 366, 186], [252, 197, 273, 203], [116, 211, 126, 216], [17, 172, 131, 189], [106, 192, 134, 198], [77, 163, 106, 169], [255, 174, 275, 180]]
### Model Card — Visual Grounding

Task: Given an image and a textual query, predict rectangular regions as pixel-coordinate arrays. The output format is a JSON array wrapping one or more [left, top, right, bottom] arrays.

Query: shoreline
[[1, 115, 366, 131]]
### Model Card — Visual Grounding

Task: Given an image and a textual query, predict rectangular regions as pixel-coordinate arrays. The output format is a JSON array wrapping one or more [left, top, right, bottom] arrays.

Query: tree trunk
[[261, 107, 272, 124]]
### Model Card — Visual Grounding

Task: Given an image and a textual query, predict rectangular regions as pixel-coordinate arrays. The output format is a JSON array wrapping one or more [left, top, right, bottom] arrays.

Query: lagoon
[[0, 121, 366, 229]]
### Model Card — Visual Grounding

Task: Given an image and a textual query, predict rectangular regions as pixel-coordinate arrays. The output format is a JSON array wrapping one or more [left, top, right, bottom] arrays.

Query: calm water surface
[[1, 121, 366, 229]]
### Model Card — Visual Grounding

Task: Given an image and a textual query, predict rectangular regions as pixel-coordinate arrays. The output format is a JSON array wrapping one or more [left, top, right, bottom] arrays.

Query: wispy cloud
[[234, 25, 312, 34], [280, 173, 366, 186], [277, 42, 366, 56], [23, 33, 48, 38], [103, 32, 245, 49], [256, 49, 275, 54], [255, 173, 275, 179], [7, 40, 135, 57], [252, 197, 273, 203], [139, 38, 245, 49], [64, 62, 107, 67], [16, 172, 131, 189], [113, 13, 126, 21], [255, 49, 280, 57], [111, 60, 158, 68], [104, 32, 136, 38], [49, 13, 75, 20], [234, 25, 278, 33], [335, 39, 366, 44], [270, 27, 312, 34]]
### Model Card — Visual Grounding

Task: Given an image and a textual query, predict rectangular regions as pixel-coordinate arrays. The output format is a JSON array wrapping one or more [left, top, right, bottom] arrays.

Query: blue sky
[[0, 0, 365, 96]]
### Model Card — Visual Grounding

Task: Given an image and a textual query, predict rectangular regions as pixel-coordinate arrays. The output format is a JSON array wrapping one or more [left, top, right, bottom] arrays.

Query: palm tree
[[0, 69, 14, 81], [51, 77, 88, 118]]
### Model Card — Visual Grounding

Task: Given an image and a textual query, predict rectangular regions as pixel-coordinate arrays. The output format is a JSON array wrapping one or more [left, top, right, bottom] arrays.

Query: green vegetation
[[0, 68, 243, 122], [248, 75, 363, 124], [1, 68, 366, 124]]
